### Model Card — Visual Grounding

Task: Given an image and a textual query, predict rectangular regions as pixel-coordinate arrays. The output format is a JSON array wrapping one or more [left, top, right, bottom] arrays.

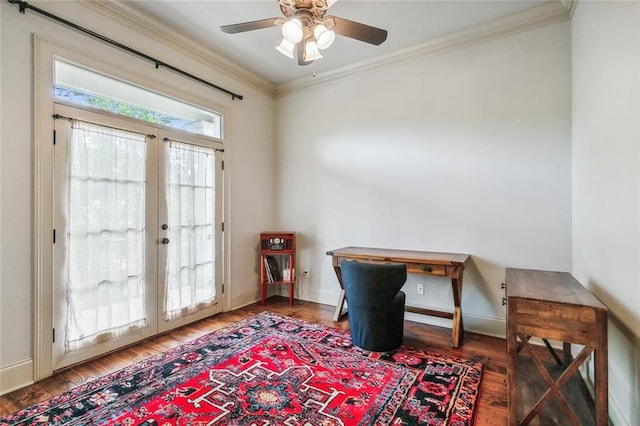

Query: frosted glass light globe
[[282, 19, 303, 44], [304, 40, 323, 61], [314, 24, 335, 50], [276, 39, 295, 58]]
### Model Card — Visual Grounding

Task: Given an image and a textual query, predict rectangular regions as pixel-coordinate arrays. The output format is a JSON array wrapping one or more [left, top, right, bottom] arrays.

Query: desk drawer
[[406, 263, 446, 276]]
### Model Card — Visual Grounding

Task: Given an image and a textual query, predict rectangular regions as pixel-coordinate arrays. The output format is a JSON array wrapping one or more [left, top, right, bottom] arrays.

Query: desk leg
[[507, 300, 518, 426], [332, 264, 347, 322], [451, 271, 464, 348], [333, 289, 346, 322], [563, 342, 572, 365], [594, 328, 608, 426], [452, 307, 462, 348]]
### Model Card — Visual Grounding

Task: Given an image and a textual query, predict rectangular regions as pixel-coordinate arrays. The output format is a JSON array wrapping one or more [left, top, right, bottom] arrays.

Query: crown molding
[[275, 1, 571, 97], [80, 0, 572, 99], [562, 0, 579, 19], [82, 0, 277, 97]]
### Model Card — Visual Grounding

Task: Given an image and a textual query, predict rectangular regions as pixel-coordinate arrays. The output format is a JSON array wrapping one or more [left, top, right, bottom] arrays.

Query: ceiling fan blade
[[297, 42, 313, 66], [329, 16, 388, 45], [220, 18, 279, 34]]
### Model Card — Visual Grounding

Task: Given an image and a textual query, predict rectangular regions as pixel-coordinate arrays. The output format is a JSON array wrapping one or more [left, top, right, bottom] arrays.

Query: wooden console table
[[505, 268, 608, 425], [326, 246, 469, 348]]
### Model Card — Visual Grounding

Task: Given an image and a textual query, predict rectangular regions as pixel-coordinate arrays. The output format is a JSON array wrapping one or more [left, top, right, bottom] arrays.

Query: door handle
[[161, 237, 170, 245]]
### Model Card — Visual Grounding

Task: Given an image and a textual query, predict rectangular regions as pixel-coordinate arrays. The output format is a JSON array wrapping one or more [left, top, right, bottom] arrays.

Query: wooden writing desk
[[326, 246, 470, 348], [505, 268, 608, 425]]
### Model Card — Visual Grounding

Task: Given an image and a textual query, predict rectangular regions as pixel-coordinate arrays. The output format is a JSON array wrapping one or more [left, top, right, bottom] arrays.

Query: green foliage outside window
[[55, 85, 202, 134]]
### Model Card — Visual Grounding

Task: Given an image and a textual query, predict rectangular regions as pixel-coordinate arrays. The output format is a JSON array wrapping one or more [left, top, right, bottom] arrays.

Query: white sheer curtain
[[65, 121, 148, 352], [164, 141, 216, 320]]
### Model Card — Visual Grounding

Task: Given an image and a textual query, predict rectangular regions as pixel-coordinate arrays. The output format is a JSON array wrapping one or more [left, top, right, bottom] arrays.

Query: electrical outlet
[[416, 283, 424, 295], [303, 269, 310, 278]]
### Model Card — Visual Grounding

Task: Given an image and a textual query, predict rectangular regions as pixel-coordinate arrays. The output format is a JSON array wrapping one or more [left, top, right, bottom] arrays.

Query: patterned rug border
[[1, 311, 484, 425], [258, 312, 485, 375]]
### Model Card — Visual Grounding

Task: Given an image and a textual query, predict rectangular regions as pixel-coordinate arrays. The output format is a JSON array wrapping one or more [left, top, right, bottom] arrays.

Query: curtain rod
[[7, 0, 244, 101], [163, 137, 224, 153]]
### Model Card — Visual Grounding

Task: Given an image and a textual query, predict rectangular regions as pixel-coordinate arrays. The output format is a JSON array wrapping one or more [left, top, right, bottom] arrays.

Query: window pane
[[65, 121, 148, 352], [54, 60, 221, 138], [164, 141, 216, 320]]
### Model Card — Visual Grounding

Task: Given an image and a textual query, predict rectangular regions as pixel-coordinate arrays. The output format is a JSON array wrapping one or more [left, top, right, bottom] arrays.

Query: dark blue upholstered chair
[[340, 260, 407, 352]]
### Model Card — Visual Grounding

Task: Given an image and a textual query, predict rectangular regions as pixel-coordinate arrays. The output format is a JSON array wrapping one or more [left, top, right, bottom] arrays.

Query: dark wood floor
[[0, 297, 594, 425]]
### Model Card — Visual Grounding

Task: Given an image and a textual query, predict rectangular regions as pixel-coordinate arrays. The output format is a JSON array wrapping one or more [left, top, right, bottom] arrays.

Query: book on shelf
[[264, 257, 274, 283], [264, 255, 281, 282]]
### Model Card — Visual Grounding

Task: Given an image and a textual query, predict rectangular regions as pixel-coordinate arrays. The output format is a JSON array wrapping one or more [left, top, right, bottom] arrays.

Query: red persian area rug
[[1, 312, 482, 425]]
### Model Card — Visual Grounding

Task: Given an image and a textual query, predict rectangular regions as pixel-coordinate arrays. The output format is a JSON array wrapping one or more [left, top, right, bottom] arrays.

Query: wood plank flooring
[[0, 297, 593, 425]]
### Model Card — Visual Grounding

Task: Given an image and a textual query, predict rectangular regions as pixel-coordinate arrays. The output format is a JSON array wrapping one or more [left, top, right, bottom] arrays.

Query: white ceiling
[[126, 0, 547, 85]]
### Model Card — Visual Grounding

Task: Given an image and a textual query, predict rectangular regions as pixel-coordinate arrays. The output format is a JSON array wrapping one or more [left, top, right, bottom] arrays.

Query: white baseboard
[[404, 310, 507, 339], [579, 358, 628, 426], [608, 390, 629, 426], [0, 359, 34, 396], [230, 287, 263, 310], [294, 287, 342, 308]]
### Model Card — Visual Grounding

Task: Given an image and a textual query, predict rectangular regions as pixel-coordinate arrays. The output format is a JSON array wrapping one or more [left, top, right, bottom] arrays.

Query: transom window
[[54, 59, 222, 139]]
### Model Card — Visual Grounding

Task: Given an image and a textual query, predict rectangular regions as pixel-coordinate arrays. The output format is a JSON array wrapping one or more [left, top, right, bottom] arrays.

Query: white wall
[[0, 0, 276, 392], [3, 1, 636, 422], [276, 21, 572, 335], [571, 1, 640, 425]]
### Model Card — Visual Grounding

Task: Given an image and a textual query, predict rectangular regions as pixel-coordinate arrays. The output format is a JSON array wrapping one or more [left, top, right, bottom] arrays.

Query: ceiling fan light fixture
[[313, 24, 335, 50], [276, 38, 295, 58], [282, 19, 303, 44], [304, 40, 323, 62], [221, 0, 387, 66]]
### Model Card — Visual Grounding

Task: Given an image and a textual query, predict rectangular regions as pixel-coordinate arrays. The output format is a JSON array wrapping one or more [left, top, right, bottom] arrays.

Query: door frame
[[33, 36, 230, 381]]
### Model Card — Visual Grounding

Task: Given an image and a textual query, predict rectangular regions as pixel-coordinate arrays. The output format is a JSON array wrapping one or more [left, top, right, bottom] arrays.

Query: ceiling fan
[[220, 0, 388, 66]]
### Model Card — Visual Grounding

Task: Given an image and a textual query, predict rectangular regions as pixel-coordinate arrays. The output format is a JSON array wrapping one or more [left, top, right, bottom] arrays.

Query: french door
[[52, 104, 223, 369]]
